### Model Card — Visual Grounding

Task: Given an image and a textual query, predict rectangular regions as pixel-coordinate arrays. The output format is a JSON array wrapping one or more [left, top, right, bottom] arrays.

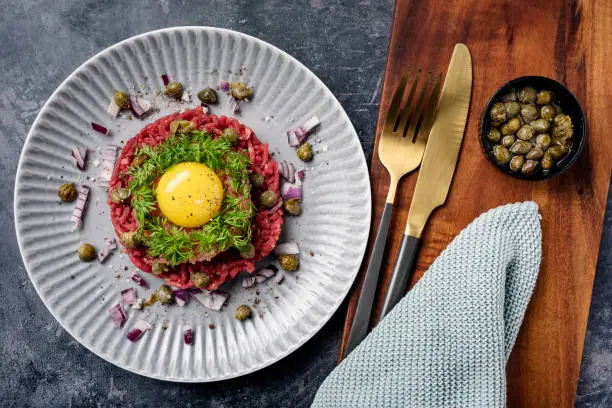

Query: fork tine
[[393, 70, 421, 133], [403, 72, 432, 141], [413, 73, 443, 143], [383, 66, 411, 134]]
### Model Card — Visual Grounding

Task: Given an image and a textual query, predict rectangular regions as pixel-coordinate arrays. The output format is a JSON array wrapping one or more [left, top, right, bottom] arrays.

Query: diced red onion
[[201, 103, 210, 114], [274, 273, 285, 284], [108, 303, 127, 328], [288, 162, 297, 183], [296, 169, 305, 180], [267, 199, 283, 214], [219, 81, 230, 91], [175, 297, 186, 307], [229, 96, 240, 114], [192, 290, 228, 311], [131, 272, 148, 288], [71, 147, 88, 170], [71, 185, 90, 230], [181, 88, 192, 102], [273, 241, 300, 256], [161, 74, 169, 86], [297, 116, 321, 143], [127, 319, 151, 342], [97, 250, 110, 263], [173, 289, 189, 307], [108, 98, 120, 117], [121, 288, 137, 305], [105, 237, 117, 251], [190, 290, 211, 306], [242, 276, 256, 288], [91, 122, 110, 135], [98, 145, 118, 190], [281, 182, 302, 200], [129, 94, 153, 118], [279, 160, 289, 180], [257, 267, 277, 279], [255, 275, 268, 284], [184, 326, 193, 345], [287, 129, 299, 147]]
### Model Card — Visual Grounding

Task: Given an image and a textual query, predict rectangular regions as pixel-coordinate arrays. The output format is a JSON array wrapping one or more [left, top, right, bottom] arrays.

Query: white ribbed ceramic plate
[[14, 27, 370, 381]]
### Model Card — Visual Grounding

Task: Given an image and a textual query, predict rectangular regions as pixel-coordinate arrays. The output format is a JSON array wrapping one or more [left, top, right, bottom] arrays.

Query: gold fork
[[344, 68, 442, 358]]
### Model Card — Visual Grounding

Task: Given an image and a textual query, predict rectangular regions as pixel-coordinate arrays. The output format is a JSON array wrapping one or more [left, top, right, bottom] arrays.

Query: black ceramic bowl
[[480, 76, 587, 180]]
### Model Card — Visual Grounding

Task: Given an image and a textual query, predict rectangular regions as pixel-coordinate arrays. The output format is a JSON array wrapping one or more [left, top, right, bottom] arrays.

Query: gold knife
[[379, 43, 473, 318]]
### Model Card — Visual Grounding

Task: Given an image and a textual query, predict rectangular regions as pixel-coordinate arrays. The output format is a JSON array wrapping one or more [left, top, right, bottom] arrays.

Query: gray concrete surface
[[0, 1, 609, 407]]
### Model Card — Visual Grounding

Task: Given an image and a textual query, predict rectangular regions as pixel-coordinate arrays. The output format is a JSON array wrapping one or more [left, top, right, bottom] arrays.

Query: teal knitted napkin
[[312, 202, 542, 408]]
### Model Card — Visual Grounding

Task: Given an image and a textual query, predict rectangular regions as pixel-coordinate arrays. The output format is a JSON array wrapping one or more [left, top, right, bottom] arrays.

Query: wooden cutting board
[[338, 1, 612, 406]]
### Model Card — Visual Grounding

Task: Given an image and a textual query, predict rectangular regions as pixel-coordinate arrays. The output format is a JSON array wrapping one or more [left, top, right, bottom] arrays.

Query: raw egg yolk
[[156, 162, 224, 228]]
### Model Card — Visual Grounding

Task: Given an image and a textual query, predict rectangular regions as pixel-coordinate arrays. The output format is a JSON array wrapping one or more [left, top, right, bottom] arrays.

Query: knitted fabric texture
[[312, 202, 542, 408]]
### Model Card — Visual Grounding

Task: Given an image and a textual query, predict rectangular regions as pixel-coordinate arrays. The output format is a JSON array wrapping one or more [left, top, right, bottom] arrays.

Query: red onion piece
[[281, 182, 302, 200], [219, 81, 230, 91], [108, 303, 127, 328], [98, 145, 118, 190], [190, 290, 212, 306], [257, 267, 277, 279], [161, 74, 169, 86], [108, 98, 120, 117], [273, 242, 300, 256], [105, 237, 117, 251], [242, 276, 256, 288], [181, 88, 192, 102], [71, 185, 90, 230], [131, 272, 148, 288], [91, 122, 110, 135], [288, 162, 296, 183], [127, 319, 151, 342], [129, 95, 153, 118], [97, 250, 110, 263], [121, 288, 137, 305], [287, 129, 299, 147], [71, 147, 88, 170], [274, 273, 285, 284], [229, 96, 240, 114], [279, 160, 289, 180], [184, 326, 193, 345], [192, 291, 228, 311], [267, 199, 283, 214], [255, 275, 268, 284], [173, 289, 189, 307]]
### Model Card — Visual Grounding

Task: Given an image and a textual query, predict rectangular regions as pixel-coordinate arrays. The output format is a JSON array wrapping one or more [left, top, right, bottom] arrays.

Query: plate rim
[[14, 26, 372, 382]]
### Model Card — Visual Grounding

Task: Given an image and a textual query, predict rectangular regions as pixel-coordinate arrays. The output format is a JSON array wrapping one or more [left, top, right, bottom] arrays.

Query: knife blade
[[379, 43, 472, 318]]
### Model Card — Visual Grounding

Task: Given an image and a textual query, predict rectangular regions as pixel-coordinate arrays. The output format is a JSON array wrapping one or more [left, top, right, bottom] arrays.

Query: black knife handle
[[344, 202, 394, 357], [380, 234, 420, 319]]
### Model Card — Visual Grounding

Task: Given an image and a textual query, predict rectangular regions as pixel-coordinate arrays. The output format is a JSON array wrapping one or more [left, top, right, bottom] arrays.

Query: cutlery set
[[344, 43, 473, 357]]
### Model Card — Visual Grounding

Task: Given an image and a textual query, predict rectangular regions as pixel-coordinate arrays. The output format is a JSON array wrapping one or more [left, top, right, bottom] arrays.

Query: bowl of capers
[[480, 76, 586, 180]]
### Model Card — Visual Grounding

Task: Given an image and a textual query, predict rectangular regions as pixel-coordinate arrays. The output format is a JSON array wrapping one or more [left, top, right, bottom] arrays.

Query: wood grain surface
[[338, 1, 612, 406]]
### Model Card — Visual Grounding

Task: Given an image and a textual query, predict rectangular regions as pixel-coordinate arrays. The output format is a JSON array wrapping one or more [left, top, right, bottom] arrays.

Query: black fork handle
[[380, 234, 420, 319]]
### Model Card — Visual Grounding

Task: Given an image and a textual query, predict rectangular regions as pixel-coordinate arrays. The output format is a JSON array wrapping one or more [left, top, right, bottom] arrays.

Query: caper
[[110, 188, 131, 204], [231, 82, 252, 100], [487, 127, 501, 143], [518, 87, 537, 104], [547, 145, 567, 160], [540, 105, 556, 121], [541, 152, 553, 169], [235, 305, 251, 321], [249, 172, 265, 188], [531, 118, 550, 133], [501, 90, 518, 102], [58, 183, 78, 202], [279, 254, 299, 272], [553, 136, 571, 149], [297, 143, 313, 162], [489, 102, 507, 122], [284, 198, 301, 216], [516, 124, 535, 141], [501, 118, 521, 135], [510, 140, 532, 155], [501, 135, 515, 147], [151, 260, 169, 276], [239, 243, 256, 260], [536, 133, 552, 149], [491, 121, 502, 128], [504, 101, 521, 119], [197, 87, 218, 104], [536, 90, 553, 105], [131, 154, 148, 168], [190, 271, 211, 289], [509, 155, 525, 172], [169, 120, 195, 136], [77, 243, 96, 262], [520, 104, 539, 123], [259, 190, 278, 208], [526, 147, 544, 160], [164, 81, 183, 99], [222, 127, 240, 144], [121, 231, 143, 249], [521, 160, 539, 174], [492, 145, 512, 164], [155, 285, 175, 305], [113, 91, 131, 110], [552, 114, 573, 139]]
